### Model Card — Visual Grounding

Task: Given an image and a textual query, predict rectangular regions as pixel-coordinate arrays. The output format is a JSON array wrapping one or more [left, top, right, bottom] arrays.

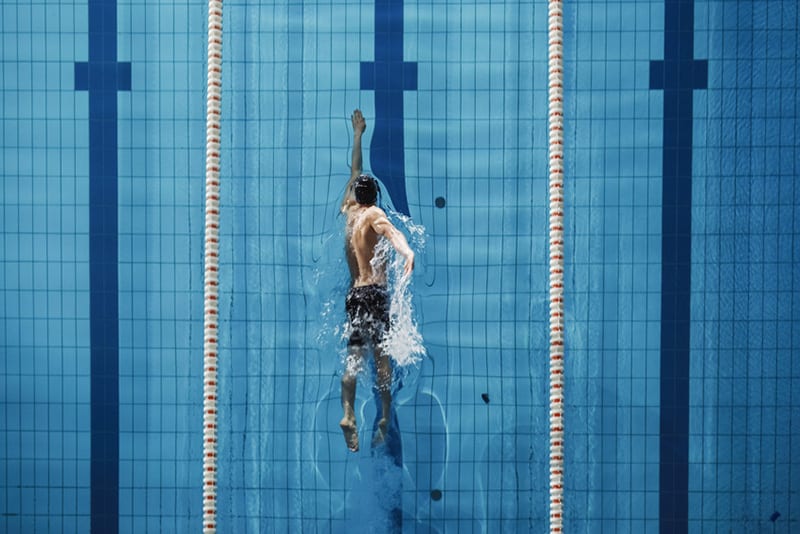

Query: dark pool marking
[[435, 196, 446, 208], [360, 0, 417, 217], [649, 1, 707, 532], [371, 379, 403, 533], [430, 489, 442, 501], [359, 3, 414, 530], [74, 0, 131, 531]]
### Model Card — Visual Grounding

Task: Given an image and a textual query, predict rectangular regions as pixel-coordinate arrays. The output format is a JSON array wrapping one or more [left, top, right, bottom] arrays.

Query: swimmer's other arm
[[342, 109, 367, 212], [372, 211, 415, 278]]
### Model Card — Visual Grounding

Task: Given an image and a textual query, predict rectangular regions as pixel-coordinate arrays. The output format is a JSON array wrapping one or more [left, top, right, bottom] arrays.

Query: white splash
[[378, 212, 426, 368], [317, 210, 427, 377]]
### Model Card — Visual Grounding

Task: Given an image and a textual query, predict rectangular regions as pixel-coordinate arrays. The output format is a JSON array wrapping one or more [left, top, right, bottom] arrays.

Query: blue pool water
[[1, 0, 799, 532]]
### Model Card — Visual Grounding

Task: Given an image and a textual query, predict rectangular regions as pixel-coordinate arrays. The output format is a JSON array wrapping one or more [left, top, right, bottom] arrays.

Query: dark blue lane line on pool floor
[[359, 2, 414, 530], [75, 0, 130, 530], [650, 1, 707, 531], [372, 384, 403, 533], [360, 0, 417, 217]]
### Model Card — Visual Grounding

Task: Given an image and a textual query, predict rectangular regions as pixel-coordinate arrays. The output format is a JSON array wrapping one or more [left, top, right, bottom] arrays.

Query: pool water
[[1, 0, 799, 532]]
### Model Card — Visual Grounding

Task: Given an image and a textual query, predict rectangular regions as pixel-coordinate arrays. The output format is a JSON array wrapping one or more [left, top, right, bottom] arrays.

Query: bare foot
[[372, 418, 388, 447], [340, 416, 359, 452]]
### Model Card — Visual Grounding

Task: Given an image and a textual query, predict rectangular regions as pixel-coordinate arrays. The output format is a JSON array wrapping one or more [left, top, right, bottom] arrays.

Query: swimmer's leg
[[371, 346, 392, 447], [340, 345, 364, 452]]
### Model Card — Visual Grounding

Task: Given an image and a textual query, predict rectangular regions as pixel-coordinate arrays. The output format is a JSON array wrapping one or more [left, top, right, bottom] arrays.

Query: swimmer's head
[[353, 174, 379, 205]]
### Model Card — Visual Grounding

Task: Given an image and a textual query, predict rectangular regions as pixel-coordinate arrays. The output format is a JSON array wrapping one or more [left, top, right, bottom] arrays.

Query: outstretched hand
[[352, 109, 366, 136]]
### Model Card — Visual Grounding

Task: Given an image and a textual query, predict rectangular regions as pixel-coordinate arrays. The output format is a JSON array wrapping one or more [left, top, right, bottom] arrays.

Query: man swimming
[[339, 109, 415, 452]]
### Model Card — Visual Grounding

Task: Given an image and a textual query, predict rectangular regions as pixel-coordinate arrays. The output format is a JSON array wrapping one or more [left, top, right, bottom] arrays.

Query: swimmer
[[339, 109, 415, 452]]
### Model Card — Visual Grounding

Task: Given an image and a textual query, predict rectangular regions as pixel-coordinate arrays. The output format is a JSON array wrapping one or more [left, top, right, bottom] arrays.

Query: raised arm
[[371, 210, 415, 278], [341, 109, 367, 212]]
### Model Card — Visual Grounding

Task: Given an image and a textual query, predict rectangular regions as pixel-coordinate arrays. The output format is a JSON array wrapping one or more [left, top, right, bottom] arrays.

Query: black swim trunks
[[346, 284, 390, 347]]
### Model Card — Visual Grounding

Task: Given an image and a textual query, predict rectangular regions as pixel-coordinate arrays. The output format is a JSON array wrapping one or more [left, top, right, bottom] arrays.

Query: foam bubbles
[[317, 210, 426, 378], [379, 212, 426, 368]]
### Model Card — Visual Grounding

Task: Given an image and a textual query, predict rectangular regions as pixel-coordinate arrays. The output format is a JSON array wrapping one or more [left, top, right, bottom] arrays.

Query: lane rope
[[200, 3, 562, 530], [547, 0, 565, 531], [204, 0, 222, 531]]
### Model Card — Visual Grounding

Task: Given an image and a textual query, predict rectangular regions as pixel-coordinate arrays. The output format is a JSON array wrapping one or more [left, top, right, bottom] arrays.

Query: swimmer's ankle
[[372, 419, 388, 447], [340, 416, 359, 452]]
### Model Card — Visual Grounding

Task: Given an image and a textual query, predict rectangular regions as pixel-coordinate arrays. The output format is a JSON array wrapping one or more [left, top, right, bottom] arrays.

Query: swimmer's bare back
[[345, 205, 388, 287]]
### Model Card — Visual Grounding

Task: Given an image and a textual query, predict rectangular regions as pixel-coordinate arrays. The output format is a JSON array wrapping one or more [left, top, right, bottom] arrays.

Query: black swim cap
[[353, 174, 379, 205]]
